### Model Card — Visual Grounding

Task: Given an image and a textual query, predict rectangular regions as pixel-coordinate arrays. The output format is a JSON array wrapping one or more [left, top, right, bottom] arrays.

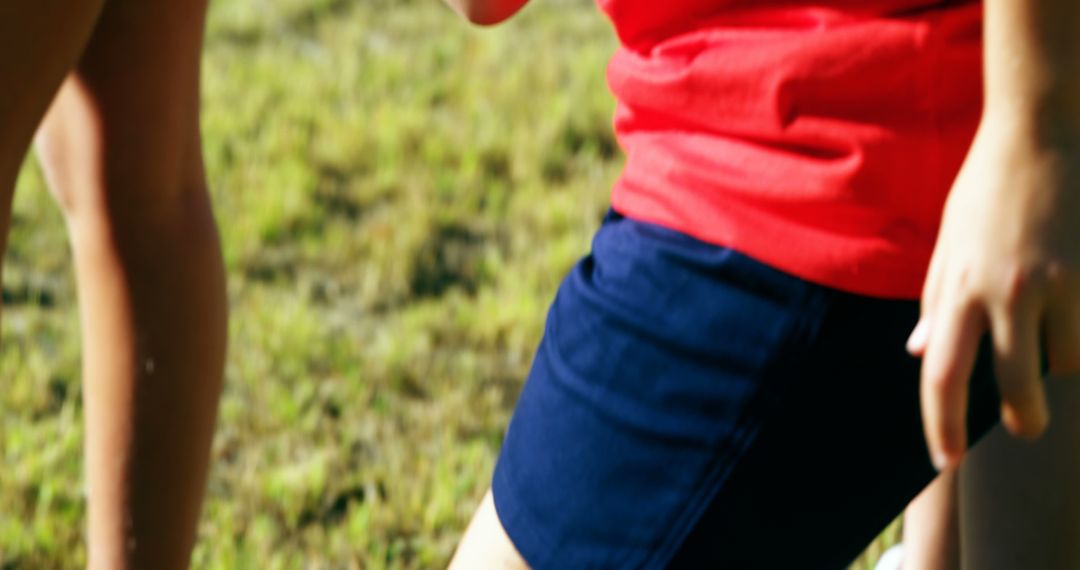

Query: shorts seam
[[638, 284, 835, 569]]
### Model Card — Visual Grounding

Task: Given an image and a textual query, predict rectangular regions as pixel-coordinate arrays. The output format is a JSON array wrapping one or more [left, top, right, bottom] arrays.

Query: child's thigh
[[0, 2, 104, 184], [35, 0, 210, 210]]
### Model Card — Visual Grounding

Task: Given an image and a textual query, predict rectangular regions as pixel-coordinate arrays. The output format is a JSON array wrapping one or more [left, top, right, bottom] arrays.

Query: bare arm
[[911, 0, 1080, 469], [983, 0, 1080, 134], [442, 0, 530, 25]]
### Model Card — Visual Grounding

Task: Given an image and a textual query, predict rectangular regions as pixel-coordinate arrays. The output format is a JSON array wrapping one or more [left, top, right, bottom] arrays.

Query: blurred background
[[0, 0, 896, 567]]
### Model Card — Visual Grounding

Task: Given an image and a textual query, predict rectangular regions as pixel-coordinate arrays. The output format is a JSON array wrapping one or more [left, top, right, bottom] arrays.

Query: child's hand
[[908, 115, 1080, 471]]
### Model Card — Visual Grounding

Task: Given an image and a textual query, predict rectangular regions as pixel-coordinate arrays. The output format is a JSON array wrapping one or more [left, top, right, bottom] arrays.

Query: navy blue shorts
[[492, 210, 1000, 569]]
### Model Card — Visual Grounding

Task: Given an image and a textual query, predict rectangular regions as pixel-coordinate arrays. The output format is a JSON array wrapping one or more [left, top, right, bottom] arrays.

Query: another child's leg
[[34, 1, 226, 567], [900, 471, 960, 570], [959, 376, 1080, 570], [0, 1, 104, 281]]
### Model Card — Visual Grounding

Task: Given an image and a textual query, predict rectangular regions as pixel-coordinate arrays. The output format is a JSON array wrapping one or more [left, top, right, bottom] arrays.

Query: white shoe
[[873, 544, 904, 570]]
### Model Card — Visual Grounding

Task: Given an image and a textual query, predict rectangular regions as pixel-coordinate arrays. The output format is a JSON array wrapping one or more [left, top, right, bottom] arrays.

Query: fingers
[[907, 317, 932, 356], [909, 248, 949, 357], [921, 296, 986, 470], [989, 301, 1049, 439]]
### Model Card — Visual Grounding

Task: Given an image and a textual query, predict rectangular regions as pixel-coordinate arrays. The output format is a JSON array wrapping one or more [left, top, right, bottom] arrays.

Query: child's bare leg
[[0, 2, 103, 280], [958, 376, 1080, 570], [900, 471, 960, 570], [34, 0, 226, 567], [450, 490, 530, 570]]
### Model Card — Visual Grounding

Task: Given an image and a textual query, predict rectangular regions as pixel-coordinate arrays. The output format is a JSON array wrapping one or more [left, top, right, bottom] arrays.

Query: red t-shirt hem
[[611, 183, 931, 300]]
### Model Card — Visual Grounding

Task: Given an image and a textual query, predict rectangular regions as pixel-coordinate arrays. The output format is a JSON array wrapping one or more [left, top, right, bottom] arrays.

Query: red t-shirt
[[599, 0, 982, 299]]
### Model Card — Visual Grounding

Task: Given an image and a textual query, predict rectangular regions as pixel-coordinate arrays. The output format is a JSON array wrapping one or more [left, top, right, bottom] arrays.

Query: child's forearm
[[984, 0, 1080, 139], [442, 0, 529, 25], [915, 0, 1080, 468]]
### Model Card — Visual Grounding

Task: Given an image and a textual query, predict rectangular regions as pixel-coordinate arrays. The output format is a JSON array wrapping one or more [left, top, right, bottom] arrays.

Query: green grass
[[0, 0, 896, 567]]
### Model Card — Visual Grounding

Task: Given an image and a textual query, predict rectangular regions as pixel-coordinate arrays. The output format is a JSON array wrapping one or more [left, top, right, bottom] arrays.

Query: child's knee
[[36, 80, 206, 223]]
